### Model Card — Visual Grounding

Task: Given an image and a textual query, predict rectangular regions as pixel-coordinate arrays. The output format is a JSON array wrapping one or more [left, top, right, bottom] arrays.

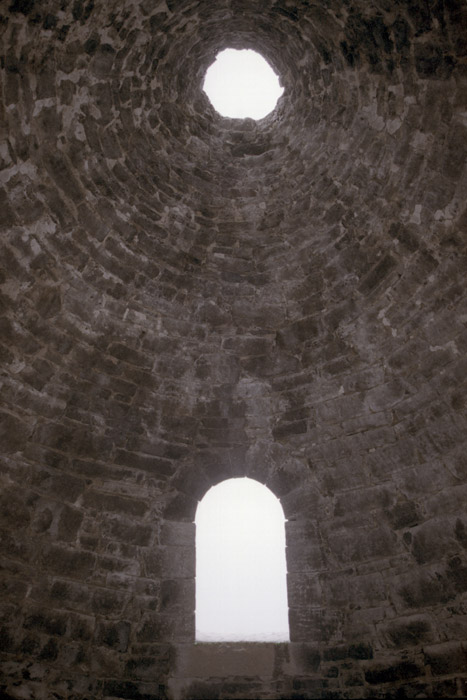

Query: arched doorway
[[195, 477, 289, 641]]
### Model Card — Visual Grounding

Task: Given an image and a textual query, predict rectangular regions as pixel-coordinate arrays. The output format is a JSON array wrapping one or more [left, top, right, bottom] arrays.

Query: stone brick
[[143, 546, 195, 579], [23, 609, 68, 637], [125, 645, 173, 679], [36, 285, 62, 319], [364, 660, 424, 685], [96, 620, 131, 652], [424, 642, 467, 676], [327, 570, 386, 607], [174, 642, 276, 678], [392, 567, 456, 611], [380, 616, 435, 649], [68, 612, 95, 641], [409, 517, 460, 565], [39, 637, 59, 661], [0, 488, 31, 529], [333, 485, 393, 518], [162, 493, 199, 522], [385, 501, 420, 530], [136, 612, 194, 644], [286, 542, 327, 573], [41, 544, 96, 578], [445, 556, 467, 594], [91, 588, 128, 616], [289, 644, 321, 673], [0, 411, 32, 453], [33, 422, 113, 460], [19, 632, 41, 656], [114, 448, 175, 478], [159, 580, 195, 613], [432, 678, 459, 697], [280, 485, 327, 521], [82, 489, 148, 517], [42, 579, 89, 609], [58, 505, 83, 541], [287, 572, 323, 609], [159, 522, 196, 547], [326, 524, 398, 564], [105, 574, 159, 597], [102, 680, 164, 700], [323, 642, 373, 661], [101, 515, 154, 547], [97, 554, 141, 577], [32, 468, 85, 502], [1, 1, 467, 699], [289, 608, 340, 644]]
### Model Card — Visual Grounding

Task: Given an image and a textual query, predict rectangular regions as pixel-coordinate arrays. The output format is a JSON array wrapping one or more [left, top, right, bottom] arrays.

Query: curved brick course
[[1, 0, 466, 698]]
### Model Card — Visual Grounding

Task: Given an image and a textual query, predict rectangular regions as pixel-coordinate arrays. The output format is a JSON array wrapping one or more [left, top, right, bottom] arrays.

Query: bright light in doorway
[[195, 477, 289, 642], [203, 49, 284, 119]]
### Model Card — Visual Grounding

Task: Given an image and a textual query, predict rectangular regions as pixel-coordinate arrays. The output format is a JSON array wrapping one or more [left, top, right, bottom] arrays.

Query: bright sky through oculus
[[195, 477, 289, 642], [203, 49, 284, 119]]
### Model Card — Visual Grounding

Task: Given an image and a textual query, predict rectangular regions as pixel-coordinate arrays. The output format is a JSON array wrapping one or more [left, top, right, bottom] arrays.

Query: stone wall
[[0, 0, 466, 698]]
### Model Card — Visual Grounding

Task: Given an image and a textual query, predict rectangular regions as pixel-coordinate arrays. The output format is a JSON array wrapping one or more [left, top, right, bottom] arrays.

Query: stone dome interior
[[1, 0, 467, 698]]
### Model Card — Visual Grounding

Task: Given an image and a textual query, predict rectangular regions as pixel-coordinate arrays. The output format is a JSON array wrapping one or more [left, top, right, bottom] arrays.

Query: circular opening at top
[[203, 48, 284, 120]]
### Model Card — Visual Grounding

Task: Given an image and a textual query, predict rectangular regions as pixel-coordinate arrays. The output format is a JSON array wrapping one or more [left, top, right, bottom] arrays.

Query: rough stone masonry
[[0, 0, 466, 698]]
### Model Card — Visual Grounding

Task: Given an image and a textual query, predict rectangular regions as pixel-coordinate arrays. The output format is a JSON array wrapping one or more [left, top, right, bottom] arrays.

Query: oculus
[[203, 49, 284, 119]]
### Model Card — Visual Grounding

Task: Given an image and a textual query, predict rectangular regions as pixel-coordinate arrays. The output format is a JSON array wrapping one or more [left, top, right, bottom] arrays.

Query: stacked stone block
[[1, 0, 466, 697]]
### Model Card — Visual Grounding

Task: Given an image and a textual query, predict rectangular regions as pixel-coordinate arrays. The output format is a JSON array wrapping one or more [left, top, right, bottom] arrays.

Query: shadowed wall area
[[1, 0, 467, 698]]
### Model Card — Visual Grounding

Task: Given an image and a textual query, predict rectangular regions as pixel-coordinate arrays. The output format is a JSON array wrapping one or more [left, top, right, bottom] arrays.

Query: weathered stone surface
[[364, 659, 424, 685], [174, 643, 276, 678], [82, 489, 148, 517], [23, 609, 68, 637], [289, 644, 321, 673], [40, 544, 96, 578], [379, 615, 436, 649], [323, 643, 373, 662], [423, 642, 467, 677], [159, 580, 195, 614], [100, 513, 154, 547], [136, 612, 194, 644], [96, 620, 131, 652], [159, 521, 196, 547], [0, 412, 33, 453], [125, 645, 173, 680], [1, 0, 467, 698], [143, 546, 195, 579]]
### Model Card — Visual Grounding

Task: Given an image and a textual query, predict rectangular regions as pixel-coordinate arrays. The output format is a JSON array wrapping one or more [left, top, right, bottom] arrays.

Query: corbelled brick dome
[[1, 1, 466, 698]]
